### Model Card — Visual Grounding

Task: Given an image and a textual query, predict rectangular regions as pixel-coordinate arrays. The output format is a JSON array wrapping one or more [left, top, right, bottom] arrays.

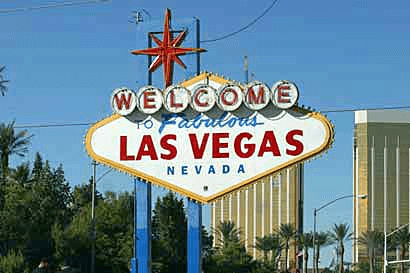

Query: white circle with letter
[[216, 84, 243, 112], [272, 80, 299, 109], [137, 86, 163, 114], [191, 84, 217, 112], [111, 87, 137, 116], [164, 85, 190, 113]]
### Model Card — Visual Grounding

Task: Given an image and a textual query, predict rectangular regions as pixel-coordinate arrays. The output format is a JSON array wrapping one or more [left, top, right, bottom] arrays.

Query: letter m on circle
[[114, 93, 133, 110]]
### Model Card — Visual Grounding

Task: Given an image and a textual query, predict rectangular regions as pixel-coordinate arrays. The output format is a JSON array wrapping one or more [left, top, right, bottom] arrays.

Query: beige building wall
[[353, 110, 410, 264], [210, 163, 303, 269]]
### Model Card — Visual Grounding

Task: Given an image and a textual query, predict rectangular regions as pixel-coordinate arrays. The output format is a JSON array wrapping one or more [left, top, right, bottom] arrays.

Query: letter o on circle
[[216, 84, 243, 111]]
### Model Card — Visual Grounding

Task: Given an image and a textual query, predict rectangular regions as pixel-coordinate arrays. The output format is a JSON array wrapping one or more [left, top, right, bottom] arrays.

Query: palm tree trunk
[[285, 241, 289, 272], [339, 244, 344, 273], [315, 245, 320, 272], [400, 247, 405, 273], [1, 153, 8, 178], [369, 249, 373, 273], [303, 248, 308, 273]]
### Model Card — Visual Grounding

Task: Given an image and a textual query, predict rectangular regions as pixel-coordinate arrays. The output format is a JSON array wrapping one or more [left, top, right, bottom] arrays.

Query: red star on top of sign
[[131, 8, 206, 87]]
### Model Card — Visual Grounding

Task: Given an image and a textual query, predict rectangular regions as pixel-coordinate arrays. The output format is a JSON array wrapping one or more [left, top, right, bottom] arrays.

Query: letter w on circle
[[114, 93, 133, 110]]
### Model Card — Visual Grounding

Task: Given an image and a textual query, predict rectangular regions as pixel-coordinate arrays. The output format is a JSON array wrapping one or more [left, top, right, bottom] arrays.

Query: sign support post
[[188, 199, 202, 273], [136, 178, 152, 273]]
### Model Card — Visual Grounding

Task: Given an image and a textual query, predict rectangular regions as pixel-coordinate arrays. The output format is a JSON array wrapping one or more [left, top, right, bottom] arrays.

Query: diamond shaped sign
[[85, 73, 333, 203]]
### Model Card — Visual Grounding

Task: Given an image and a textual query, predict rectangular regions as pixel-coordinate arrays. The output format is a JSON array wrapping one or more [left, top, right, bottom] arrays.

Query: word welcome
[[111, 80, 299, 116]]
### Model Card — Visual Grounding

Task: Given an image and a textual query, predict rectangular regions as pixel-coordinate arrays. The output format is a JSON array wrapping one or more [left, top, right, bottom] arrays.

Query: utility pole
[[91, 161, 97, 273], [244, 55, 249, 83]]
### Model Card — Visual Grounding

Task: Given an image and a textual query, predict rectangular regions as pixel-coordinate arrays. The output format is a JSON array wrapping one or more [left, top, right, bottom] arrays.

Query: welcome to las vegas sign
[[85, 73, 334, 203]]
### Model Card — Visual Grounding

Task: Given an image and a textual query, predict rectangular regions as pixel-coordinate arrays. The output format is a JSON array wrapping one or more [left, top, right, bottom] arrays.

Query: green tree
[[391, 226, 410, 273], [151, 191, 187, 273], [278, 223, 297, 272], [254, 235, 273, 263], [253, 234, 282, 272], [0, 121, 32, 178], [94, 191, 133, 273], [205, 220, 255, 273], [9, 162, 30, 186], [299, 232, 313, 273], [330, 223, 352, 273], [0, 180, 31, 254], [357, 230, 383, 273], [0, 66, 8, 96], [214, 221, 241, 247], [61, 191, 133, 273], [0, 248, 26, 273], [314, 231, 333, 272], [71, 179, 103, 215], [201, 225, 214, 268]]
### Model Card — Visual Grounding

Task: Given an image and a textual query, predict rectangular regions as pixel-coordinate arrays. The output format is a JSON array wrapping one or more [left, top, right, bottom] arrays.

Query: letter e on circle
[[271, 80, 299, 109], [137, 86, 163, 114]]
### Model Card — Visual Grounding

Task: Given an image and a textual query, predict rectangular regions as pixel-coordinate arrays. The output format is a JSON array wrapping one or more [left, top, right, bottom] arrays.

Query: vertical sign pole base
[[136, 179, 152, 273], [188, 198, 202, 273]]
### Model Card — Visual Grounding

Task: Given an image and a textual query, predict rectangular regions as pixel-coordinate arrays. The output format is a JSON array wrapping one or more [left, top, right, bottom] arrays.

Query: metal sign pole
[[147, 33, 152, 85], [188, 199, 202, 273], [187, 18, 202, 273], [136, 178, 152, 273]]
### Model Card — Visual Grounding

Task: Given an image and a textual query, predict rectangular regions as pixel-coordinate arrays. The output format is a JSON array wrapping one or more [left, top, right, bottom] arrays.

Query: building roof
[[355, 109, 410, 124]]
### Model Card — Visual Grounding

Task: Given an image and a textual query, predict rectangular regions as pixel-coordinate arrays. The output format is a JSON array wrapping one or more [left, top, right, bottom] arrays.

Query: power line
[[10, 105, 410, 129], [0, 0, 110, 14], [201, 0, 280, 43], [321, 105, 410, 113], [14, 122, 92, 129]]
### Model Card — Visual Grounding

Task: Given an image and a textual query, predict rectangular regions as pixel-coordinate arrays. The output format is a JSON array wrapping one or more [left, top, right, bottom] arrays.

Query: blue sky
[[2, 0, 410, 267]]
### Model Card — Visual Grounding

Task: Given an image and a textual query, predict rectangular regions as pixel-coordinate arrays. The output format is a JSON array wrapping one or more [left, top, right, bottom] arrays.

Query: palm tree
[[357, 230, 383, 273], [299, 232, 313, 273], [254, 233, 283, 265], [0, 121, 32, 178], [0, 66, 8, 96], [330, 223, 352, 273], [314, 231, 333, 271], [213, 220, 241, 249], [270, 234, 283, 272], [278, 223, 297, 272], [391, 226, 410, 273], [209, 221, 256, 273], [255, 235, 273, 263]]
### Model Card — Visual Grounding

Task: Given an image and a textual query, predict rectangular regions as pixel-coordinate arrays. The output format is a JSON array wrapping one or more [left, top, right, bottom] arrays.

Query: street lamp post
[[312, 194, 367, 273], [91, 162, 113, 273], [384, 223, 410, 273]]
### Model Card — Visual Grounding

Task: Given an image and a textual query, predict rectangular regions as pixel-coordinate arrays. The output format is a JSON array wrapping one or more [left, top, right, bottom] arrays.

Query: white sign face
[[87, 73, 333, 203]]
